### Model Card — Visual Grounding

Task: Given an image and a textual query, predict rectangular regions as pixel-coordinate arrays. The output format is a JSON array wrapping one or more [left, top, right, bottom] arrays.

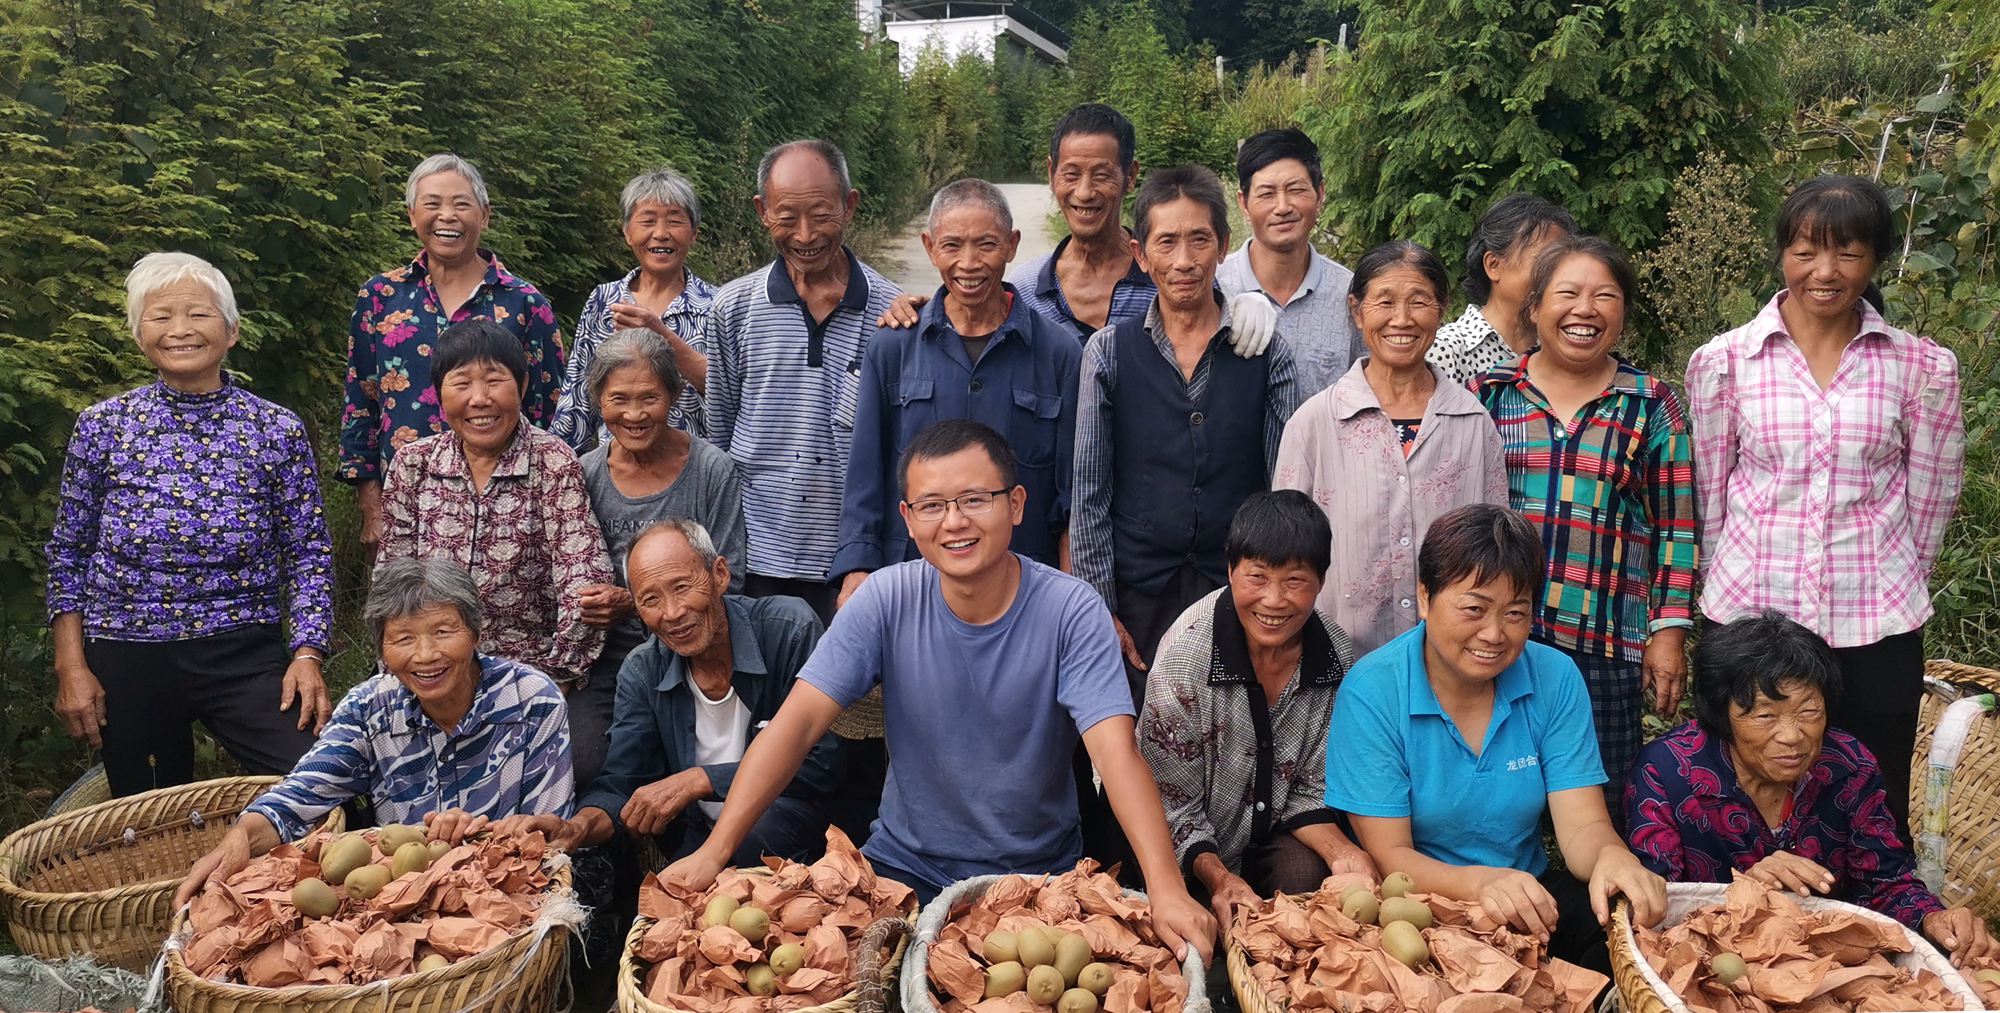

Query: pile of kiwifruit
[[698, 893, 809, 996], [288, 825, 451, 969], [1334, 871, 1436, 968], [978, 922, 1114, 1013]]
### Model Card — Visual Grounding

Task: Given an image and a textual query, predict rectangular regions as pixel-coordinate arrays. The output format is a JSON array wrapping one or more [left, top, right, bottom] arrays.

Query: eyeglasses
[[903, 488, 1013, 522]]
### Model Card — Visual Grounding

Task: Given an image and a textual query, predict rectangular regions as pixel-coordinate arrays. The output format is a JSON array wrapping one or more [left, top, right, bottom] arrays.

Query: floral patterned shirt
[[550, 267, 718, 448], [378, 422, 613, 686], [1624, 720, 1944, 930], [44, 379, 334, 652], [338, 249, 565, 483]]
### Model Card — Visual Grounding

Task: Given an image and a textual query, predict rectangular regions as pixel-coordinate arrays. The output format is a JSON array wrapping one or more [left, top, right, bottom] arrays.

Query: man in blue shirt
[[833, 179, 1080, 610], [662, 419, 1217, 963]]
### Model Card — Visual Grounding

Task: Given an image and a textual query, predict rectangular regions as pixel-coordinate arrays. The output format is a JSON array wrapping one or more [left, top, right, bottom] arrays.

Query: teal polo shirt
[[1325, 624, 1605, 875]]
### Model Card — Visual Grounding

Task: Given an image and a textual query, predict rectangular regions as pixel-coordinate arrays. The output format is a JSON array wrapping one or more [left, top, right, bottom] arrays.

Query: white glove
[[1226, 291, 1278, 358]]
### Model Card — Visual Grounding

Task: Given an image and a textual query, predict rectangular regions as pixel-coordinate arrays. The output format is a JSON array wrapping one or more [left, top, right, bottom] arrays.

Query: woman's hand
[[175, 825, 254, 907], [1476, 867, 1560, 938], [1642, 628, 1688, 718], [356, 480, 385, 554], [55, 664, 107, 749], [609, 302, 679, 341], [576, 583, 634, 628], [423, 809, 491, 845], [876, 293, 928, 329], [280, 654, 332, 734], [1924, 907, 2000, 964], [1743, 849, 1834, 896], [489, 813, 586, 851], [1587, 847, 1667, 927]]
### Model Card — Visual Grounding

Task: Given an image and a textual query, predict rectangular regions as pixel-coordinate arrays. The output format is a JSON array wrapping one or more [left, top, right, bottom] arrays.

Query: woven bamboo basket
[[617, 863, 915, 1013], [0, 775, 321, 971], [164, 860, 572, 1013], [46, 765, 111, 819], [1910, 659, 2000, 920], [1225, 932, 1282, 1013]]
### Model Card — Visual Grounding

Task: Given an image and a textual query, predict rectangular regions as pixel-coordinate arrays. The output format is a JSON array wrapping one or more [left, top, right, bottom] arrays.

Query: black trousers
[[743, 573, 836, 627], [1828, 626, 1926, 834], [84, 624, 318, 797], [1541, 867, 1612, 976]]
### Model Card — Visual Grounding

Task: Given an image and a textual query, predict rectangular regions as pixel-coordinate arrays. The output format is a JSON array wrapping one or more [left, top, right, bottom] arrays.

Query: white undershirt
[[687, 671, 752, 820]]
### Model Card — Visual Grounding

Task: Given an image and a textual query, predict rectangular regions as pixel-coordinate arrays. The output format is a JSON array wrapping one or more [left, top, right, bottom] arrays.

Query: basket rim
[[0, 775, 282, 907]]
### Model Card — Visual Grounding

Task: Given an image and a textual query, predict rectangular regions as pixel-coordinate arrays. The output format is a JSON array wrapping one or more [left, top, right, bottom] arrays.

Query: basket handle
[[854, 916, 912, 1013]]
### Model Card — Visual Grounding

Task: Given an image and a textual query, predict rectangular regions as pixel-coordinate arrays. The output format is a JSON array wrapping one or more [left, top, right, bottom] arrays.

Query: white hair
[[927, 178, 1013, 233], [621, 167, 702, 231], [405, 153, 490, 209], [629, 518, 721, 571], [124, 252, 239, 340]]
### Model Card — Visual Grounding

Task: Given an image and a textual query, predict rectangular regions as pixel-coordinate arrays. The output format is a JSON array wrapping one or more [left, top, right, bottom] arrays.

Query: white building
[[858, 1, 1070, 76]]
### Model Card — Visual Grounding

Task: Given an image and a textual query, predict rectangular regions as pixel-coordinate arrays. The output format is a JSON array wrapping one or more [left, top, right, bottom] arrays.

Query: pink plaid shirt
[[1686, 293, 1964, 647]]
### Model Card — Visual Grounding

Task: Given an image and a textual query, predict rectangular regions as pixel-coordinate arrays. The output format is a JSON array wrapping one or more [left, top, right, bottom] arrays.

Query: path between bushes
[[878, 181, 1062, 298]]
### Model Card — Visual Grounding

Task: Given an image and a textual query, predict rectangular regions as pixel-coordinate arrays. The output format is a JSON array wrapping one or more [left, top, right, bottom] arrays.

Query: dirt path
[[878, 181, 1060, 296]]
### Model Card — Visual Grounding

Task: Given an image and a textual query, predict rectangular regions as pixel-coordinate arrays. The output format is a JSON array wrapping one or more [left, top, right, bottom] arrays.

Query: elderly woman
[[378, 319, 615, 775], [1328, 503, 1666, 971], [1274, 241, 1507, 657], [1427, 193, 1576, 382], [174, 557, 574, 906], [1140, 490, 1370, 928], [1688, 175, 1964, 831], [1625, 611, 1998, 964], [552, 166, 718, 449], [1473, 236, 1698, 792], [45, 252, 331, 797], [340, 153, 566, 551]]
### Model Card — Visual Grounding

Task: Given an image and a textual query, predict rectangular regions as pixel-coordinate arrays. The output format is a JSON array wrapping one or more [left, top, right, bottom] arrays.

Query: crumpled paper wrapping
[[183, 828, 553, 987], [1634, 876, 1963, 1012], [1230, 872, 1607, 1013], [632, 827, 915, 1011], [924, 861, 1191, 1013], [1958, 954, 2000, 1009]]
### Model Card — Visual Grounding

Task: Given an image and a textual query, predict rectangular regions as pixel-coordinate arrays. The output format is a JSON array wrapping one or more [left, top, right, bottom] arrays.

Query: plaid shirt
[[1474, 355, 1699, 662], [1686, 294, 1964, 648]]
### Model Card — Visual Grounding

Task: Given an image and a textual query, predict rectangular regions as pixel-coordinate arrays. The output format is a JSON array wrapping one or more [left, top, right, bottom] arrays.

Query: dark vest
[[1108, 315, 1268, 594]]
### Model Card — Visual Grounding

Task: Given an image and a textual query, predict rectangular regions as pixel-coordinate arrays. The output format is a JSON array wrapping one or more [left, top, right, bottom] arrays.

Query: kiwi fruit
[[320, 835, 373, 886], [1976, 969, 2000, 988], [702, 895, 739, 929], [746, 962, 776, 996], [1016, 928, 1056, 968], [1057, 987, 1099, 1013], [1342, 891, 1380, 924], [1378, 896, 1434, 930], [1381, 920, 1429, 968], [985, 961, 1026, 998], [770, 942, 805, 977], [376, 824, 427, 856], [392, 840, 433, 878], [291, 878, 338, 918], [1077, 963, 1113, 997], [1053, 933, 1093, 986], [344, 864, 392, 900], [1026, 965, 1065, 1005], [417, 954, 451, 974], [427, 840, 451, 861], [983, 930, 1020, 965], [729, 905, 771, 944], [1380, 872, 1416, 899], [1709, 952, 1748, 986]]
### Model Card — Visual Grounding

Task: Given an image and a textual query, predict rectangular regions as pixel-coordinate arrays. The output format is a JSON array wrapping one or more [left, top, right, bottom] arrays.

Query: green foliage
[[1638, 152, 1772, 375], [1936, 0, 2000, 158], [1057, 1, 1233, 174]]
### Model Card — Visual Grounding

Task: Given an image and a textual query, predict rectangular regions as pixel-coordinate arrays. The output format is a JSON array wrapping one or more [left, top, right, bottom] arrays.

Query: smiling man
[[833, 179, 1080, 609], [660, 420, 1218, 964]]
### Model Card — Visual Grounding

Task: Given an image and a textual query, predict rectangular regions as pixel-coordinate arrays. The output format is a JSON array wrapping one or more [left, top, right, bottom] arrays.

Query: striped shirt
[[551, 267, 719, 449], [702, 250, 898, 581], [1686, 293, 1964, 647], [244, 654, 574, 842], [1008, 234, 1156, 341], [1473, 355, 1700, 663]]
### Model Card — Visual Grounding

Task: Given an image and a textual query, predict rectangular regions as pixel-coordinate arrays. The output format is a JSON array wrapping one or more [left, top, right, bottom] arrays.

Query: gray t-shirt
[[580, 437, 748, 656]]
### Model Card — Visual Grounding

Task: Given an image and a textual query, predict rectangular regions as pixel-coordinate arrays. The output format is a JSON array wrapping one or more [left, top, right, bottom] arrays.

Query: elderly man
[[833, 179, 1080, 609], [1073, 165, 1301, 691], [703, 140, 899, 624], [1218, 128, 1362, 396], [527, 519, 838, 862], [1007, 104, 1155, 338]]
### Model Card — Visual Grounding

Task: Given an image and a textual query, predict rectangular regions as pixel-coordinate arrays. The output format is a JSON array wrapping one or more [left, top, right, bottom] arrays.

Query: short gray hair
[[405, 153, 490, 209], [927, 178, 1013, 233], [628, 519, 721, 573], [756, 140, 852, 200], [125, 252, 240, 340], [621, 167, 702, 232], [365, 557, 485, 647], [586, 328, 684, 400]]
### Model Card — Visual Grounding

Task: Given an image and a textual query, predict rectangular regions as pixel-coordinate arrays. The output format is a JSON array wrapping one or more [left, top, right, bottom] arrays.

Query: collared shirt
[[45, 379, 335, 652], [832, 285, 1080, 578], [1007, 234, 1156, 340], [1072, 295, 1301, 605], [1275, 360, 1508, 655], [1687, 293, 1964, 647], [1474, 355, 1700, 662], [577, 595, 840, 827], [1217, 241, 1363, 395], [1427, 304, 1513, 384], [1140, 588, 1356, 876], [338, 249, 565, 482], [245, 654, 574, 843], [379, 422, 613, 685], [703, 249, 899, 581], [1625, 721, 1944, 930], [551, 267, 719, 448], [1326, 625, 1606, 875]]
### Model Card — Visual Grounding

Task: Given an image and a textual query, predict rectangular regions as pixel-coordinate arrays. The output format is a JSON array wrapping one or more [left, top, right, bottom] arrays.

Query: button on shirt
[[552, 267, 719, 448], [1326, 625, 1606, 875], [832, 285, 1080, 578], [1217, 241, 1363, 395], [1686, 293, 1964, 647], [704, 249, 899, 581], [1008, 234, 1156, 340]]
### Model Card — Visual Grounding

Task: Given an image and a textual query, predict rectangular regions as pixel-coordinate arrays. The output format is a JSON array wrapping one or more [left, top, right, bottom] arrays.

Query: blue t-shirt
[[799, 555, 1134, 889], [1324, 624, 1605, 875]]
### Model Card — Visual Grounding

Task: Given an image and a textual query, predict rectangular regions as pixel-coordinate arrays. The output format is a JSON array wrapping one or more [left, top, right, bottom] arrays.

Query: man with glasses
[[660, 419, 1218, 966], [831, 178, 1079, 611]]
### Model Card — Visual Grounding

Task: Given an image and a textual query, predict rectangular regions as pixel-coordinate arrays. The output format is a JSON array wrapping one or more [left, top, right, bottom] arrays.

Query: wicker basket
[[164, 861, 572, 1013], [0, 775, 321, 971], [617, 911, 911, 1013], [1225, 933, 1280, 1013], [45, 765, 111, 819], [1606, 885, 1982, 1013], [1910, 659, 2000, 920]]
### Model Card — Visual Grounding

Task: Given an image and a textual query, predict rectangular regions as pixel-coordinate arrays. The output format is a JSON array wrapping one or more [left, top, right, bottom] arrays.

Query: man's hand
[[1476, 867, 1560, 938], [55, 665, 107, 749], [1642, 628, 1688, 718], [279, 655, 332, 734], [1148, 885, 1218, 965], [356, 480, 384, 554], [836, 571, 869, 612], [423, 809, 491, 845], [577, 583, 634, 628], [176, 826, 253, 907], [1111, 616, 1148, 671], [1586, 847, 1667, 927], [621, 768, 714, 836], [489, 813, 588, 851], [1924, 906, 2000, 964], [661, 846, 728, 895], [1743, 849, 1834, 896], [1225, 292, 1278, 358], [876, 293, 928, 329]]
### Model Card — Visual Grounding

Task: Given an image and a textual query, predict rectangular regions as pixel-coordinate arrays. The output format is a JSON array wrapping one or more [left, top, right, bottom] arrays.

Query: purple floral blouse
[[1624, 720, 1944, 929], [45, 379, 334, 652]]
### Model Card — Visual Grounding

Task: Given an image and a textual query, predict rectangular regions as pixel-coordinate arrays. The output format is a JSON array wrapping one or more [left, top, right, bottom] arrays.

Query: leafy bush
[[1638, 152, 1773, 376], [1056, 1, 1234, 174]]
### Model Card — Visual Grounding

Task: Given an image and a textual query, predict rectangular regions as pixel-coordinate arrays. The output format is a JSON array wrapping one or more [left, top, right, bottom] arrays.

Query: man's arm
[[1084, 715, 1218, 964]]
